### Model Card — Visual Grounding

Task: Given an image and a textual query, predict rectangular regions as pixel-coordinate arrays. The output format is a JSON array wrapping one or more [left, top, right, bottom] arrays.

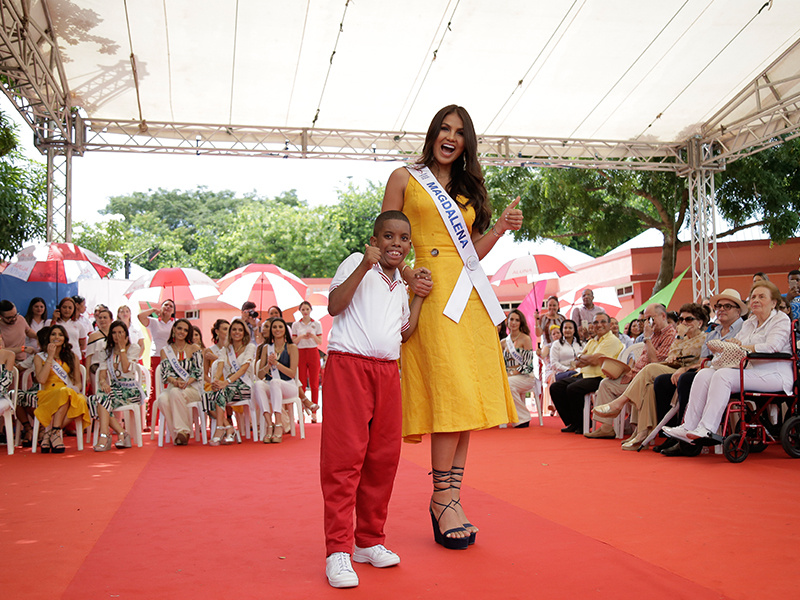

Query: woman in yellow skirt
[[382, 105, 523, 549], [34, 325, 90, 453]]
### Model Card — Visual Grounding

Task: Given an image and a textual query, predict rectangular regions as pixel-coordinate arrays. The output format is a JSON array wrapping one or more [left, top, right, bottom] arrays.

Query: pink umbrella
[[124, 267, 219, 305], [217, 264, 307, 312]]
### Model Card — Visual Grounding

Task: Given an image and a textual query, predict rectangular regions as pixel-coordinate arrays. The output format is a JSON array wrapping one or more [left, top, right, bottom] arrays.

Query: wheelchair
[[715, 319, 800, 463]]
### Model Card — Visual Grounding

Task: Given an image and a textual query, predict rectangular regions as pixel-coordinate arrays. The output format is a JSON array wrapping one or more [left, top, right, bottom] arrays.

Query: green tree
[[328, 180, 384, 256], [0, 111, 47, 259]]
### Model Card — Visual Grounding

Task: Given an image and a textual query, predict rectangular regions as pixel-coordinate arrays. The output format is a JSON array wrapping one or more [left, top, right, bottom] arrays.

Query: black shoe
[[660, 443, 687, 457], [653, 438, 678, 454], [560, 424, 577, 433], [513, 421, 530, 429]]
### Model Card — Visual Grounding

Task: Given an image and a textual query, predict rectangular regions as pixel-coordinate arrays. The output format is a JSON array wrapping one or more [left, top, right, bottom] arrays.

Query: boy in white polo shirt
[[321, 210, 430, 588]]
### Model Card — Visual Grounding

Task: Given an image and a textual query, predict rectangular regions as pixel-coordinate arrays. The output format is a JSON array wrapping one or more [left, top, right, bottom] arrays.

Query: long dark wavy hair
[[416, 105, 491, 233], [48, 324, 79, 384], [105, 320, 131, 360], [507, 309, 531, 336], [167, 318, 193, 345], [25, 297, 48, 325]]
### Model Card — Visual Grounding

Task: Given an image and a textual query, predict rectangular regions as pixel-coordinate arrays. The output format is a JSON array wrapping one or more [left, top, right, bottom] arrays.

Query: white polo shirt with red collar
[[327, 253, 410, 361]]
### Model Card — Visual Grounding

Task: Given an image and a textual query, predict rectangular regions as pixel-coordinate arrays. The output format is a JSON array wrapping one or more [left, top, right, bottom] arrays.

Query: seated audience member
[[204, 319, 229, 382], [549, 313, 623, 433], [666, 311, 679, 328], [267, 306, 283, 320], [785, 269, 800, 321], [253, 317, 297, 444], [591, 304, 706, 448], [116, 305, 145, 354], [15, 327, 52, 446], [588, 304, 676, 440], [156, 319, 202, 446], [72, 295, 93, 336], [535, 296, 565, 346], [611, 317, 632, 348], [571, 289, 603, 330], [52, 297, 88, 359], [138, 299, 176, 420], [752, 272, 769, 284], [204, 318, 255, 446], [0, 347, 16, 438], [653, 290, 745, 456], [503, 309, 537, 428], [24, 297, 48, 353], [33, 325, 91, 453], [89, 320, 143, 451], [626, 317, 644, 344], [0, 300, 38, 365], [547, 320, 583, 382], [191, 325, 205, 349], [663, 281, 791, 445], [86, 308, 113, 391]]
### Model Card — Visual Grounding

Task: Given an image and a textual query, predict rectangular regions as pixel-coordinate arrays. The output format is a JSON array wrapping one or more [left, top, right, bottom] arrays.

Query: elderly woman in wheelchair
[[664, 281, 793, 447]]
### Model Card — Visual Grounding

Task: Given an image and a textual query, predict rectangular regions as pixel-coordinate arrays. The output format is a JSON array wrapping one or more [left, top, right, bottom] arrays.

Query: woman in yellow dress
[[382, 105, 523, 549], [33, 325, 90, 453]]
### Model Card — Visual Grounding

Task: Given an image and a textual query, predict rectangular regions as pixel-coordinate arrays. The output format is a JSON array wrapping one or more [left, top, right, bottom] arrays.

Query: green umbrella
[[617, 267, 689, 328]]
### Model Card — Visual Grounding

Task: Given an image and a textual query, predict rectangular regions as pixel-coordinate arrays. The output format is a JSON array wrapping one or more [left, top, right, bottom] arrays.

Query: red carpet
[[2, 418, 798, 599]]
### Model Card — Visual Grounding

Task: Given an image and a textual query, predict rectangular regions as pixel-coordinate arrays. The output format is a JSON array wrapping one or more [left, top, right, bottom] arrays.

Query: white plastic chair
[[91, 363, 146, 448], [32, 364, 87, 453], [1, 367, 19, 455], [154, 363, 207, 446], [13, 367, 35, 448]]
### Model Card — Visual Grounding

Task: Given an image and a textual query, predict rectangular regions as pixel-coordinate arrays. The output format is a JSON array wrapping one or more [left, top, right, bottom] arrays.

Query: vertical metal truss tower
[[686, 139, 719, 302], [0, 0, 80, 242]]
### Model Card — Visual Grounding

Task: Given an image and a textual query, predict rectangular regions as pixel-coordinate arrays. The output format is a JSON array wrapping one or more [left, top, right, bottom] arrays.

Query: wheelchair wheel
[[780, 415, 800, 459], [723, 434, 749, 464], [679, 441, 703, 457]]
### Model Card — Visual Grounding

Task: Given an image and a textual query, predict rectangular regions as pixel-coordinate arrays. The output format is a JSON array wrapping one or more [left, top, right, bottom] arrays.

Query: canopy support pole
[[687, 138, 718, 302]]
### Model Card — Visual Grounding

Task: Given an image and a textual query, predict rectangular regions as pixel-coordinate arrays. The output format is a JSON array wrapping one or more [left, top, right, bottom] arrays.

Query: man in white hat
[[655, 289, 746, 456]]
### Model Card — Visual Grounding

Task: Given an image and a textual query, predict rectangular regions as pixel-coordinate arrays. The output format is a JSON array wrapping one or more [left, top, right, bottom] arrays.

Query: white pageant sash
[[407, 166, 505, 325], [38, 352, 74, 388], [267, 344, 281, 381], [227, 346, 253, 387], [164, 346, 191, 382], [505, 335, 527, 368], [106, 354, 145, 400]]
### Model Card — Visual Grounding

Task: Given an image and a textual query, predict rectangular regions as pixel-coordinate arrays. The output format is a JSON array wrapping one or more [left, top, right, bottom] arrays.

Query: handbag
[[706, 340, 748, 369]]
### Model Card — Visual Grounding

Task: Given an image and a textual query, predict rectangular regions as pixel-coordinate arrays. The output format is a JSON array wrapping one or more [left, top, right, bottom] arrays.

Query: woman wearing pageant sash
[[204, 318, 255, 446], [33, 325, 91, 453], [503, 310, 537, 429], [90, 320, 143, 451], [382, 104, 523, 549], [157, 319, 202, 446]]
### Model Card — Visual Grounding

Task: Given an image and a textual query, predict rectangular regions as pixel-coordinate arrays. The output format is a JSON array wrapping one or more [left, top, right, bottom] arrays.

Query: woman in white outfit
[[664, 281, 792, 443], [253, 317, 297, 444], [503, 310, 537, 428]]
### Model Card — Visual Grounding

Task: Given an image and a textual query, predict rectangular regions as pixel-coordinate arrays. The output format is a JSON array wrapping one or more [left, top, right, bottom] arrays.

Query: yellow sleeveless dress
[[34, 362, 91, 428], [401, 176, 517, 442]]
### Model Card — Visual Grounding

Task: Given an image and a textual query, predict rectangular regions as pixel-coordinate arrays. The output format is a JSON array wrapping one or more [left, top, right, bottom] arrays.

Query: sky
[[1, 95, 398, 226]]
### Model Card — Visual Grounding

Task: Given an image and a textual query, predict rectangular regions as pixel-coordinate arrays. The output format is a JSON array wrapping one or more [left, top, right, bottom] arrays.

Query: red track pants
[[320, 351, 401, 556], [297, 347, 320, 404]]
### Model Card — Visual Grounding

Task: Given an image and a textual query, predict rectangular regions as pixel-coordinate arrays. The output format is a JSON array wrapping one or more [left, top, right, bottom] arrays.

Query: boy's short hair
[[373, 210, 410, 237]]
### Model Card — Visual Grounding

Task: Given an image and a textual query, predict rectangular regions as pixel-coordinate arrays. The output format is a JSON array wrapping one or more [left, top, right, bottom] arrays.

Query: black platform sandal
[[429, 468, 470, 550], [450, 466, 477, 545]]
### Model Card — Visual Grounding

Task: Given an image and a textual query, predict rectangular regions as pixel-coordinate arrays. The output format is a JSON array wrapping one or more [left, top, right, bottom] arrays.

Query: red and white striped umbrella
[[124, 267, 219, 305], [293, 290, 332, 353], [490, 254, 574, 286], [559, 286, 622, 318], [2, 243, 111, 283], [217, 264, 308, 312]]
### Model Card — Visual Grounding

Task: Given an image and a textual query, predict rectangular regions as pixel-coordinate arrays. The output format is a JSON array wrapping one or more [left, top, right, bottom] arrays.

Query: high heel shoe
[[39, 428, 52, 453], [450, 466, 477, 545], [430, 468, 470, 550], [262, 421, 274, 444], [222, 426, 237, 445], [621, 428, 651, 451], [94, 432, 113, 452], [50, 428, 65, 454], [592, 403, 622, 418], [115, 431, 131, 449], [271, 425, 283, 444], [302, 398, 319, 415]]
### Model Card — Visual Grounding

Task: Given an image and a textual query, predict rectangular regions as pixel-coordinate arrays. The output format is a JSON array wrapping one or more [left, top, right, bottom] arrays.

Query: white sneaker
[[353, 544, 401, 568], [325, 552, 359, 588], [663, 425, 692, 443], [687, 425, 712, 440]]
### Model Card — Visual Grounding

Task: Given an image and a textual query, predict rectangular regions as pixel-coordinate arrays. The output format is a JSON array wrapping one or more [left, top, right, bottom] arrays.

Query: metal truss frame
[[687, 139, 718, 303]]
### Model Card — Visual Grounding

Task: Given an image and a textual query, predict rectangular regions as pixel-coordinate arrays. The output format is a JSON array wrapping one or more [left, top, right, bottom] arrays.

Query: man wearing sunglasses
[[653, 289, 746, 456], [0, 300, 38, 364]]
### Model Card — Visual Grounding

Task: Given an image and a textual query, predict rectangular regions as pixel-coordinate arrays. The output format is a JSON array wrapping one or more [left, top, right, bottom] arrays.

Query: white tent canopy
[[4, 0, 799, 165]]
